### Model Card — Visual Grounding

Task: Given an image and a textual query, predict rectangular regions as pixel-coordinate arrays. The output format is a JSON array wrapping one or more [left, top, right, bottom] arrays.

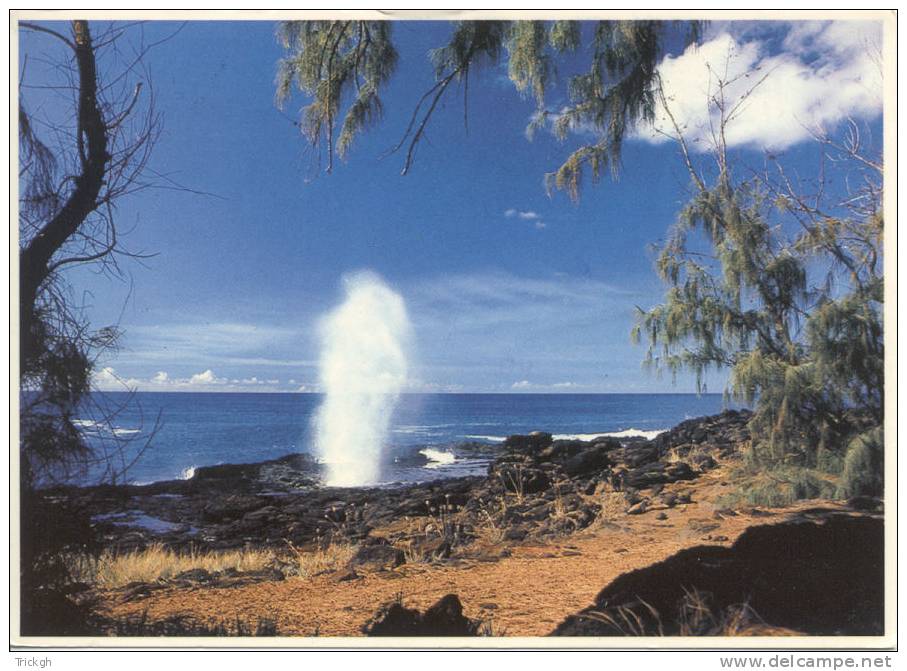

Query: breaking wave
[[419, 447, 457, 469]]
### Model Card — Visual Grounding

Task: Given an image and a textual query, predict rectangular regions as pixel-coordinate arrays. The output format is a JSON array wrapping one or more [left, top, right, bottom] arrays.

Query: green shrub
[[837, 428, 884, 499]]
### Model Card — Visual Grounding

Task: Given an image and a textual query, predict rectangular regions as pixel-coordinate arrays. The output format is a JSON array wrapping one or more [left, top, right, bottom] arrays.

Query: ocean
[[71, 392, 736, 487]]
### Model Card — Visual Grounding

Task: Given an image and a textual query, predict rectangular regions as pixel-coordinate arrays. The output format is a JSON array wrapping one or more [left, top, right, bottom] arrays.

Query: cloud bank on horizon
[[638, 20, 883, 151], [91, 271, 647, 394]]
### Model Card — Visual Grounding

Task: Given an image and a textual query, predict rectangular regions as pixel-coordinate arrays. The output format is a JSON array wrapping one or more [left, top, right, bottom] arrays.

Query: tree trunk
[[19, 20, 108, 367]]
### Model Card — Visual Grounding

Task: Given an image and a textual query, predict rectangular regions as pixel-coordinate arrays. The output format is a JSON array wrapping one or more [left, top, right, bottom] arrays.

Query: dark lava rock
[[563, 444, 613, 477], [493, 463, 552, 494], [117, 581, 169, 603], [352, 541, 405, 570], [691, 453, 718, 471], [364, 594, 479, 636], [172, 568, 214, 584], [334, 569, 362, 583], [621, 461, 693, 490], [43, 410, 756, 557], [622, 462, 667, 489], [540, 440, 587, 461], [553, 514, 884, 636], [504, 525, 529, 541], [666, 462, 696, 481], [848, 496, 883, 512], [502, 432, 553, 456], [620, 445, 661, 469], [242, 506, 280, 523], [652, 409, 752, 458]]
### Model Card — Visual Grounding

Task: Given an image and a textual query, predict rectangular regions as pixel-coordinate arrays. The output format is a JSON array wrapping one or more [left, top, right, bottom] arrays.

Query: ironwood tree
[[632, 72, 883, 499], [19, 19, 162, 487]]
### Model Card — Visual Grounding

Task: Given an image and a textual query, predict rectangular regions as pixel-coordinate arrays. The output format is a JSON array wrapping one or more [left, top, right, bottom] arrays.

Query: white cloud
[[534, 221, 547, 230], [91, 366, 141, 391], [640, 21, 883, 151], [504, 208, 541, 220], [404, 379, 465, 393], [511, 380, 586, 391], [93, 366, 119, 386], [92, 366, 127, 390], [91, 367, 297, 392], [189, 369, 220, 385]]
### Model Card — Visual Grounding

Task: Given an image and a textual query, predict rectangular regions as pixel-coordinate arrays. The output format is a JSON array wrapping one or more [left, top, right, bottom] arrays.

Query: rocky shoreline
[[38, 410, 753, 556], [27, 408, 887, 637]]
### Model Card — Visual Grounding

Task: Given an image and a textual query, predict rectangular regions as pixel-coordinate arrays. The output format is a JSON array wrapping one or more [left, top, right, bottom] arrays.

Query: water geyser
[[312, 272, 411, 486]]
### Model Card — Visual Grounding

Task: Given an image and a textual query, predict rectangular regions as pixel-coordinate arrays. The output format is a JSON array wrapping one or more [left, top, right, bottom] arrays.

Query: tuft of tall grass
[[596, 491, 628, 523], [285, 540, 358, 579], [474, 498, 507, 545], [580, 588, 790, 636], [68, 543, 278, 588], [721, 465, 838, 508]]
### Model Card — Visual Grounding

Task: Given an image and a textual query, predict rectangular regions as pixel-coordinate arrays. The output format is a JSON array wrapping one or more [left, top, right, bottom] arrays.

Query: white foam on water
[[465, 428, 666, 443], [419, 447, 457, 469], [463, 435, 507, 443], [554, 428, 666, 441]]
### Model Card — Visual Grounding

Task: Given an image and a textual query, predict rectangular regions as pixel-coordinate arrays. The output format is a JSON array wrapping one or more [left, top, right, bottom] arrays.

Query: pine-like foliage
[[634, 96, 883, 495], [276, 21, 398, 172], [543, 21, 664, 199], [276, 20, 701, 184]]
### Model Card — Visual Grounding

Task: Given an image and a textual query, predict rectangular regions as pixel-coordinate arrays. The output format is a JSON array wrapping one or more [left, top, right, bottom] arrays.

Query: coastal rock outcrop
[[552, 513, 883, 636], [363, 593, 480, 636], [45, 410, 755, 558]]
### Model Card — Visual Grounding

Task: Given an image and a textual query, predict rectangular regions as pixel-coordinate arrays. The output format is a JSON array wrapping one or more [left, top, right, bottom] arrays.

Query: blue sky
[[19, 18, 884, 393]]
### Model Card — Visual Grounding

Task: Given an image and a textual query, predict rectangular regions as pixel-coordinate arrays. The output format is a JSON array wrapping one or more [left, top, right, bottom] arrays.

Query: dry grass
[[596, 491, 628, 523], [498, 464, 527, 504], [676, 587, 776, 636], [550, 483, 569, 520], [665, 443, 712, 466], [398, 539, 426, 564], [68, 543, 278, 589], [580, 588, 790, 637], [472, 496, 507, 545], [286, 541, 358, 579]]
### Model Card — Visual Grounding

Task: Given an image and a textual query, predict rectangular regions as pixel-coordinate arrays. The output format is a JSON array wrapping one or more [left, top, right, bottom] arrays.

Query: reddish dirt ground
[[99, 468, 849, 637]]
